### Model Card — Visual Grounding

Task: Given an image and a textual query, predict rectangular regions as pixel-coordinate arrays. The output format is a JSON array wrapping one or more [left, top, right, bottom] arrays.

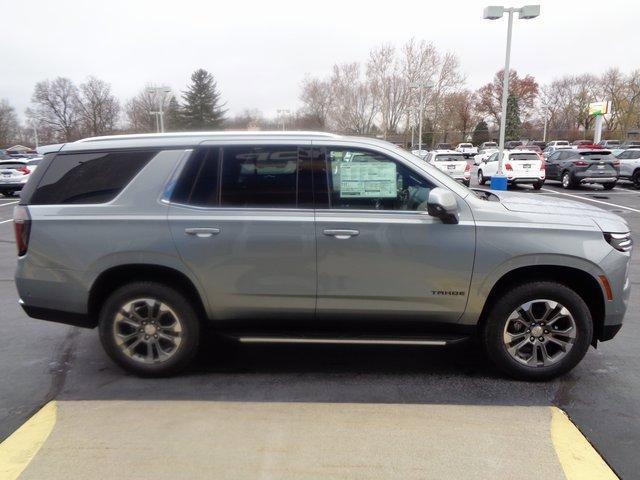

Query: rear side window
[[171, 148, 220, 206], [220, 146, 299, 208], [30, 150, 156, 204]]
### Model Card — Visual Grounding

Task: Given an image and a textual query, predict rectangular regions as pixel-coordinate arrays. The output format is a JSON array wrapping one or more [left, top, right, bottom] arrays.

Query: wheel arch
[[477, 265, 605, 345], [88, 264, 209, 326]]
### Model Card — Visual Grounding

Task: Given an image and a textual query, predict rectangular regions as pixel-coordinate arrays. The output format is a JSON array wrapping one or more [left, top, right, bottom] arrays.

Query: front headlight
[[604, 232, 632, 252]]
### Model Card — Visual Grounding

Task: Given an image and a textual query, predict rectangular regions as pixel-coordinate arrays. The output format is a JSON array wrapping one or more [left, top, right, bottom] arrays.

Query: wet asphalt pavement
[[0, 177, 639, 478]]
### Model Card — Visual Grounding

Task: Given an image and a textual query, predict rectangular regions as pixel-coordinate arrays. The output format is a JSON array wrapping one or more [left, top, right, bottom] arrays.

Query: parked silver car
[[14, 132, 631, 380]]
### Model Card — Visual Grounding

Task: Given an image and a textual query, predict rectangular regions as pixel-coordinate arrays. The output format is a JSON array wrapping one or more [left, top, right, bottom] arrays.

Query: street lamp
[[147, 86, 172, 133], [410, 82, 432, 154], [277, 109, 291, 131], [483, 5, 540, 190]]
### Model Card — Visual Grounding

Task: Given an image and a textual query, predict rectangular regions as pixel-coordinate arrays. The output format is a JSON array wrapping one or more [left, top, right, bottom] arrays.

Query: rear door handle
[[185, 227, 221, 238], [323, 229, 359, 239]]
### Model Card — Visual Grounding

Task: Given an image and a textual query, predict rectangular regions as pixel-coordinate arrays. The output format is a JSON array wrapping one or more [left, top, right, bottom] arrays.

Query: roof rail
[[75, 131, 341, 143]]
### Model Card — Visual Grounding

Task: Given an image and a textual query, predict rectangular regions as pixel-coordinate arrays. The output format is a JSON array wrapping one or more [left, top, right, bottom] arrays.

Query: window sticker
[[339, 162, 397, 198]]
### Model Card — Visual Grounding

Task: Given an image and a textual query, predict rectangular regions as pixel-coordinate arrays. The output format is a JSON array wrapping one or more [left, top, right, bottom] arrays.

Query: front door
[[313, 143, 476, 324], [168, 144, 316, 321]]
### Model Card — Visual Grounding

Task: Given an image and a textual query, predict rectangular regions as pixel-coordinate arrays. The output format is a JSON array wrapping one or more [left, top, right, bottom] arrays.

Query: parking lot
[[0, 174, 639, 479]]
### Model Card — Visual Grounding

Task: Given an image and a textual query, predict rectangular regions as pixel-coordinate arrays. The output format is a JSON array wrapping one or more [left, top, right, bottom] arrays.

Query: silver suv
[[13, 132, 632, 380]]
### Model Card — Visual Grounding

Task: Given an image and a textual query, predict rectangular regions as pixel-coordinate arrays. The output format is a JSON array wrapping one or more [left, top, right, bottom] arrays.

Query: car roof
[[431, 149, 463, 154], [573, 148, 612, 154], [506, 149, 541, 155], [61, 131, 346, 152]]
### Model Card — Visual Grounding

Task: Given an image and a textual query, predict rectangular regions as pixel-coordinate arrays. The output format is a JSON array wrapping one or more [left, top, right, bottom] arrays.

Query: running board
[[236, 335, 468, 346]]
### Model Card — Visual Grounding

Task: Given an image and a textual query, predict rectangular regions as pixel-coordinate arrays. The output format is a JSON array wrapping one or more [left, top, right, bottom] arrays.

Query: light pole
[[410, 82, 431, 153], [483, 5, 540, 190], [147, 86, 172, 133], [277, 109, 291, 131]]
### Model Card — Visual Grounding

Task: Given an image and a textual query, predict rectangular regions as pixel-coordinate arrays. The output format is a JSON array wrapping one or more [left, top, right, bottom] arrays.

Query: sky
[[2, 0, 639, 121]]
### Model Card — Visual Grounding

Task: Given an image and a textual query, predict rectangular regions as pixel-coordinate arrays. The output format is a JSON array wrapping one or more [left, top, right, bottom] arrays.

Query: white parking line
[[0, 219, 13, 224], [541, 188, 640, 213], [0, 201, 18, 207]]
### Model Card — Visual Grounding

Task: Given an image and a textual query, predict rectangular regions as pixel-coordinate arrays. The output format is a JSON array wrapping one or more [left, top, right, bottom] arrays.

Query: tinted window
[[220, 146, 299, 208], [434, 154, 465, 162], [325, 148, 434, 211], [30, 150, 156, 204], [509, 153, 539, 161], [0, 162, 27, 169], [171, 148, 220, 206]]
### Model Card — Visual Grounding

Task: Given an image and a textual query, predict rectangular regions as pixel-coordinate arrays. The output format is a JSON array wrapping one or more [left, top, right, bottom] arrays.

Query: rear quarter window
[[29, 150, 157, 204], [509, 153, 539, 161]]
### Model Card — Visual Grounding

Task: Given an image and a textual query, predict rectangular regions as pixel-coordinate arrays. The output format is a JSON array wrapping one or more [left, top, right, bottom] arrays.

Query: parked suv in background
[[0, 158, 41, 197], [424, 150, 471, 186], [477, 149, 545, 189], [545, 148, 619, 189], [14, 132, 631, 380], [616, 149, 640, 187]]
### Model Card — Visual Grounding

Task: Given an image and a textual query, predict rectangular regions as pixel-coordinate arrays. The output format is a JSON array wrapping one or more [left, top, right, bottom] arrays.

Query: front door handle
[[323, 229, 359, 239], [185, 227, 221, 238]]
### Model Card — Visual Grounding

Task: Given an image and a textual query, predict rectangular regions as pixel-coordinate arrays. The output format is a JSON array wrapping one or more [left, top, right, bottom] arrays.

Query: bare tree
[[476, 70, 538, 126], [328, 63, 379, 135], [29, 77, 80, 141], [367, 43, 408, 138], [77, 77, 120, 136], [0, 99, 20, 147], [299, 77, 332, 129], [124, 88, 159, 133]]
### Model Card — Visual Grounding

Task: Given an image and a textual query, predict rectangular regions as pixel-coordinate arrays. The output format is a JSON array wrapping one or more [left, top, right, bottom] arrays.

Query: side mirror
[[427, 187, 459, 224]]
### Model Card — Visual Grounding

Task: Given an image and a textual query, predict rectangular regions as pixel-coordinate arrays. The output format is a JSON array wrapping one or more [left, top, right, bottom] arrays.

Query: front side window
[[325, 148, 433, 211], [220, 146, 298, 208]]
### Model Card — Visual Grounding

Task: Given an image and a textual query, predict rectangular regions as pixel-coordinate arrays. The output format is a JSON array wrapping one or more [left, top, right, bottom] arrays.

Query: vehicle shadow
[[59, 329, 564, 407]]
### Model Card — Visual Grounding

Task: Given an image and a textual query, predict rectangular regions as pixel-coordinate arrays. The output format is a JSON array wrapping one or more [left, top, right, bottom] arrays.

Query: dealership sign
[[589, 101, 612, 116]]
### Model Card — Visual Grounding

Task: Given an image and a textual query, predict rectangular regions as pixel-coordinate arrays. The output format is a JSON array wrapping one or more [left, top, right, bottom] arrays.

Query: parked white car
[[617, 149, 640, 187], [455, 143, 478, 158], [411, 149, 429, 159], [546, 140, 570, 148], [424, 150, 470, 186], [476, 149, 545, 189], [0, 159, 40, 197], [473, 148, 499, 165]]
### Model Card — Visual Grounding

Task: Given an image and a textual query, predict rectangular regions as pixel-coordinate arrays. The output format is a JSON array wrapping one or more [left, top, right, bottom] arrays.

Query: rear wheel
[[463, 179, 470, 187], [532, 180, 544, 190], [98, 281, 201, 377], [602, 182, 616, 190], [1, 190, 15, 197], [632, 170, 640, 189], [477, 170, 486, 185], [482, 282, 592, 381], [561, 171, 576, 189]]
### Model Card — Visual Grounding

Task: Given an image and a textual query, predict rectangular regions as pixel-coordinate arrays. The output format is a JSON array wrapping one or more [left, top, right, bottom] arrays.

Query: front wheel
[[98, 281, 201, 377], [478, 170, 486, 185], [602, 182, 616, 190], [482, 282, 592, 381]]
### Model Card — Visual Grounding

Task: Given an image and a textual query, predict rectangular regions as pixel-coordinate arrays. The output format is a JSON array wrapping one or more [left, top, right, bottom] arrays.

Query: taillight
[[18, 167, 31, 175], [505, 163, 513, 171], [540, 160, 546, 170], [13, 205, 31, 256], [465, 162, 471, 171], [573, 160, 588, 166]]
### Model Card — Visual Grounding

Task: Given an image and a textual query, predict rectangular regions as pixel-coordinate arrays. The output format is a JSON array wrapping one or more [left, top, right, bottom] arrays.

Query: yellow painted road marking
[[550, 407, 618, 480], [0, 401, 57, 480]]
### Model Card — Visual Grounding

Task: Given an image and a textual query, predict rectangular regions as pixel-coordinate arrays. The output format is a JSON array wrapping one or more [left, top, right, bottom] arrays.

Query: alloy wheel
[[112, 298, 183, 364], [502, 299, 576, 367]]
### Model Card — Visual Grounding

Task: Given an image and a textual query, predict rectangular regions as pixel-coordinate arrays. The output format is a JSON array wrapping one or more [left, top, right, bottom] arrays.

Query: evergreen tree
[[164, 95, 183, 132], [471, 120, 491, 145], [181, 69, 227, 130], [505, 94, 521, 141]]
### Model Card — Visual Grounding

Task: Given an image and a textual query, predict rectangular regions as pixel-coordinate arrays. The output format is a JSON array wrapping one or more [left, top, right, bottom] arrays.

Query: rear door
[[168, 143, 317, 321], [312, 142, 475, 324]]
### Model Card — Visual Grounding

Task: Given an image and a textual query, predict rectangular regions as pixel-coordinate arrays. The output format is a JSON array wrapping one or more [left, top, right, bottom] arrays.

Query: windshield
[[484, 142, 497, 147], [435, 154, 465, 162], [459, 144, 472, 148], [555, 141, 569, 146]]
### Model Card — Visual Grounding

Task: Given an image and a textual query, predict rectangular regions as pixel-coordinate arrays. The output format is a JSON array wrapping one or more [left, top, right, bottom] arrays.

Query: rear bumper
[[574, 171, 618, 184], [19, 300, 96, 328], [508, 177, 544, 184], [0, 182, 24, 191]]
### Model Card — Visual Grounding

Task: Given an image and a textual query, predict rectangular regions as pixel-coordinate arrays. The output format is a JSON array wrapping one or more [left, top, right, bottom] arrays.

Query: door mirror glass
[[427, 187, 459, 224]]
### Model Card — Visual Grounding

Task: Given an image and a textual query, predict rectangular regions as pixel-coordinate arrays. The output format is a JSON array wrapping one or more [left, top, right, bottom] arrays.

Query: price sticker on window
[[339, 162, 397, 198]]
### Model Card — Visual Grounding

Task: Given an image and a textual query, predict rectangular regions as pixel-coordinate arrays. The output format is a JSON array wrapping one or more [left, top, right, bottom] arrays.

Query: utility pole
[[277, 109, 291, 131], [411, 82, 431, 153], [147, 86, 172, 133]]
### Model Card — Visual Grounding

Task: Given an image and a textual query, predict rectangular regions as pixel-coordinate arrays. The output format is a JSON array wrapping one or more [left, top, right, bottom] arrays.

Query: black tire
[[632, 170, 640, 189], [98, 281, 201, 377], [1, 190, 15, 197], [602, 182, 616, 190], [532, 180, 544, 190], [561, 171, 576, 189], [477, 170, 486, 185], [482, 281, 592, 381], [463, 179, 470, 187]]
